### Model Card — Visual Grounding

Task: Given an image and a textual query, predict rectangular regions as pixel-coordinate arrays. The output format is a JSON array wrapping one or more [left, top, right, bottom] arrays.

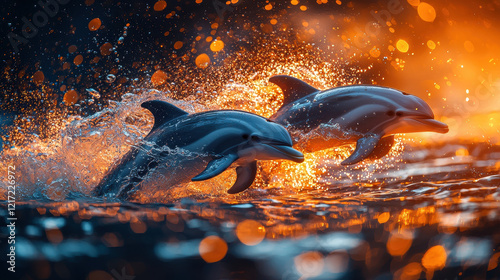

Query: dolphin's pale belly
[[274, 103, 365, 153], [94, 142, 213, 198], [128, 154, 210, 196], [287, 120, 361, 153]]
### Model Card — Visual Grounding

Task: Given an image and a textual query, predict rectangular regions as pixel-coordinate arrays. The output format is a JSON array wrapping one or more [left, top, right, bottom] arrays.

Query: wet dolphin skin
[[93, 100, 304, 198], [269, 75, 449, 165]]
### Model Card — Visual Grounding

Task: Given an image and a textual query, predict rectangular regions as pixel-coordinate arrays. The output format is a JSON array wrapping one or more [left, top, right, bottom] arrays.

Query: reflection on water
[[1, 142, 500, 279]]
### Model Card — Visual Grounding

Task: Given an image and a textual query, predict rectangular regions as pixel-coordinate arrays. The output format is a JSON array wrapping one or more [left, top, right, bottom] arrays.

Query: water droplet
[[121, 93, 135, 100], [86, 88, 100, 98], [106, 74, 116, 83]]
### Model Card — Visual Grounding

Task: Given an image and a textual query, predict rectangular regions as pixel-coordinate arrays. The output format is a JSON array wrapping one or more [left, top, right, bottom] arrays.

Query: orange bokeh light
[[33, 70, 45, 84], [422, 245, 447, 271], [88, 18, 101, 31], [377, 212, 390, 224], [235, 220, 266, 246], [210, 40, 224, 52], [386, 231, 413, 256], [100, 43, 113, 56], [174, 41, 183, 50], [195, 53, 211, 68], [417, 2, 436, 22], [151, 70, 168, 85], [294, 251, 324, 277], [73, 55, 83, 65], [199, 236, 228, 263], [63, 90, 79, 105], [153, 0, 167, 11], [396, 39, 409, 53]]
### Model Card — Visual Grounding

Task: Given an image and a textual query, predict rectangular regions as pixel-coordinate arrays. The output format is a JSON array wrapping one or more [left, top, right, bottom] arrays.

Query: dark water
[[2, 141, 500, 280]]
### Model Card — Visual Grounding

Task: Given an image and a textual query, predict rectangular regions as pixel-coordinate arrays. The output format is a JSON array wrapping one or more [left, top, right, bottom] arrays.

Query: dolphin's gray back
[[150, 111, 274, 149], [272, 85, 410, 134]]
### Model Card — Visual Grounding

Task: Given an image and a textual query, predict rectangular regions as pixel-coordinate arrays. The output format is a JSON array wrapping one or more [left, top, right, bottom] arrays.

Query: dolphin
[[269, 75, 449, 165], [93, 100, 304, 198]]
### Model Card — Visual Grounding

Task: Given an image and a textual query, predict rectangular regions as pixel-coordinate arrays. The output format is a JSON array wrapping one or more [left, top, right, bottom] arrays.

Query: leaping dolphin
[[93, 100, 304, 199], [269, 75, 449, 165]]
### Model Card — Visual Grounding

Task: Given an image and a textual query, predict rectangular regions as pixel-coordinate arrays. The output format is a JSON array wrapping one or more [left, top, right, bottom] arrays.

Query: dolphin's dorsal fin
[[269, 75, 319, 105], [227, 161, 257, 194], [141, 100, 189, 130]]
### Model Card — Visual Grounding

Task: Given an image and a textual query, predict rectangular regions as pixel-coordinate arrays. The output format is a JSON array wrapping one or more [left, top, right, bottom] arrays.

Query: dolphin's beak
[[266, 144, 305, 163], [382, 104, 449, 134], [386, 115, 449, 134], [409, 118, 449, 134], [391, 96, 449, 134]]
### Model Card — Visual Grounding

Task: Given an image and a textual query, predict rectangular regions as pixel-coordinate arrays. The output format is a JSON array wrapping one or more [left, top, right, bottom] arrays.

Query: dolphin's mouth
[[383, 116, 449, 135], [409, 118, 449, 134], [265, 144, 305, 163]]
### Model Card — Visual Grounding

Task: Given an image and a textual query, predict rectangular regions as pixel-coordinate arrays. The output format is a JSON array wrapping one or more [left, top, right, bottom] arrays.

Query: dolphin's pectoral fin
[[269, 75, 319, 105], [341, 134, 382, 165], [368, 135, 395, 160], [227, 161, 258, 194], [141, 100, 189, 131], [192, 154, 238, 181]]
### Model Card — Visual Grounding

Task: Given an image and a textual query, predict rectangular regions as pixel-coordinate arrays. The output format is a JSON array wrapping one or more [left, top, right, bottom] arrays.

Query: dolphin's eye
[[386, 111, 395, 117], [242, 134, 249, 140], [396, 111, 403, 117], [251, 135, 260, 142]]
